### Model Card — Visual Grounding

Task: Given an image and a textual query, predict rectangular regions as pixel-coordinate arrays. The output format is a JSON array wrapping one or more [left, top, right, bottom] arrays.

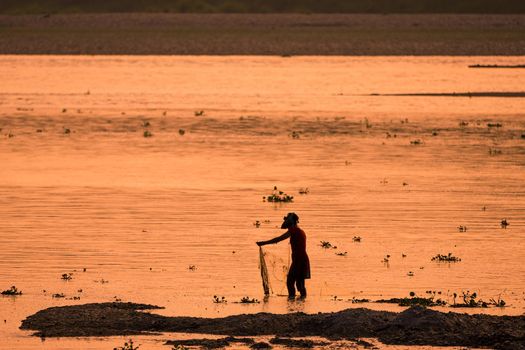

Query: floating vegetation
[[194, 110, 205, 117], [402, 253, 407, 258], [263, 186, 293, 203], [451, 291, 487, 308], [335, 251, 347, 256], [489, 148, 502, 155], [431, 253, 461, 262], [362, 118, 372, 128], [142, 121, 150, 127], [114, 339, 140, 350], [458, 225, 468, 232], [407, 271, 414, 276], [350, 297, 370, 303], [143, 130, 153, 138], [487, 122, 503, 128], [352, 236, 361, 242], [432, 131, 438, 136], [501, 219, 509, 228], [63, 127, 71, 134], [410, 139, 422, 145], [489, 295, 506, 307], [459, 121, 469, 127], [298, 187, 309, 194], [36, 129, 43, 133], [253, 220, 261, 228], [61, 273, 73, 281], [213, 295, 227, 303], [188, 265, 196, 271], [376, 292, 446, 307], [1, 286, 22, 296], [290, 131, 301, 139], [320, 241, 336, 249], [238, 296, 260, 304], [382, 255, 390, 263], [94, 278, 109, 284], [178, 128, 185, 136], [52, 293, 65, 298], [62, 108, 67, 113]]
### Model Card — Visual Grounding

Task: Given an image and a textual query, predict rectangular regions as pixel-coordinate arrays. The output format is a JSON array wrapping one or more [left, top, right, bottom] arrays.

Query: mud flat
[[1, 13, 525, 55], [20, 302, 525, 349]]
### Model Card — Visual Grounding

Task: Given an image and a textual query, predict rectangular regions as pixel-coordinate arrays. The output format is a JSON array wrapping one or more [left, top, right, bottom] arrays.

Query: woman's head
[[281, 212, 299, 229]]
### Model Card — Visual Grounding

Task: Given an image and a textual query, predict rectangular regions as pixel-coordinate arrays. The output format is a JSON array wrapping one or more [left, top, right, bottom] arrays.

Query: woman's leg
[[286, 271, 296, 298], [296, 278, 306, 298]]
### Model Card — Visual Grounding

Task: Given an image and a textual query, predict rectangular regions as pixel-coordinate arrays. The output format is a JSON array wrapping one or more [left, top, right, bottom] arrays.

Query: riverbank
[[20, 302, 525, 349], [1, 13, 524, 55]]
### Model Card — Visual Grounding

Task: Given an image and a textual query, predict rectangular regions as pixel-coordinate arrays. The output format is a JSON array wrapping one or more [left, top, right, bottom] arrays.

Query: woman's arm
[[257, 231, 291, 246]]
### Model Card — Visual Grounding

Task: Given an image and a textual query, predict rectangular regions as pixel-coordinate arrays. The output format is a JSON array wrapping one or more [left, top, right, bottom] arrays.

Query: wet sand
[[1, 13, 525, 55], [20, 302, 525, 349]]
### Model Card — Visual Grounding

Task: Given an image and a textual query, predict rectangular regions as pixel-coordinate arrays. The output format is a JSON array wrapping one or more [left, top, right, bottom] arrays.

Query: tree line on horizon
[[1, 0, 524, 14]]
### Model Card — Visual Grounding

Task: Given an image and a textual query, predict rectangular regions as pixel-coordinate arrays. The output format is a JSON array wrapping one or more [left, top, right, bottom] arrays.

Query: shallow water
[[0, 56, 524, 349]]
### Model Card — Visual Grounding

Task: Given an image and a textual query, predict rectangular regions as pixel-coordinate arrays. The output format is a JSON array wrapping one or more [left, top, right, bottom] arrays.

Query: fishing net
[[259, 246, 290, 296]]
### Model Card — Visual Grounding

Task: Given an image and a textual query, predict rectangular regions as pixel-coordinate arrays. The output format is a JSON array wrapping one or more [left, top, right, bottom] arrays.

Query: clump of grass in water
[[143, 130, 153, 138], [1, 286, 22, 296], [114, 339, 140, 350], [451, 291, 487, 308], [194, 110, 205, 117], [320, 241, 336, 249], [263, 186, 293, 203], [376, 291, 446, 307], [431, 253, 461, 262], [61, 273, 73, 281], [213, 295, 227, 303], [238, 296, 260, 304]]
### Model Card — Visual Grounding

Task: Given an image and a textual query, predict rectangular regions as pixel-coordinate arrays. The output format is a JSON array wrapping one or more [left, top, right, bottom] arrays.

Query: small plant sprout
[[213, 295, 227, 303], [188, 265, 196, 271], [239, 296, 260, 304], [352, 236, 361, 242], [431, 253, 461, 262], [61, 273, 73, 281], [298, 187, 309, 194], [501, 219, 509, 228], [458, 225, 468, 232], [143, 130, 153, 138], [253, 220, 261, 228], [194, 110, 205, 117], [1, 286, 22, 296], [114, 339, 140, 350], [320, 241, 335, 249], [263, 186, 294, 203]]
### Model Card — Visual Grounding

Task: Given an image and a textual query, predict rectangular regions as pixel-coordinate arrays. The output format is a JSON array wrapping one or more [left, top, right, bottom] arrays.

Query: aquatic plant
[[335, 251, 347, 256], [114, 339, 140, 350], [376, 292, 446, 307], [188, 265, 196, 271], [459, 121, 469, 127], [432, 131, 438, 136], [52, 293, 65, 298], [298, 187, 309, 194], [501, 219, 509, 228], [521, 134, 525, 139], [61, 273, 73, 281], [1, 286, 22, 296], [382, 255, 390, 263], [239, 296, 260, 304], [290, 131, 301, 139], [352, 236, 361, 242], [213, 295, 227, 303], [489, 295, 506, 307], [143, 130, 153, 137], [194, 110, 205, 117], [253, 220, 261, 228], [431, 253, 461, 262], [458, 225, 467, 232], [451, 291, 487, 308], [178, 128, 185, 135], [350, 297, 370, 303], [487, 122, 502, 128], [402, 253, 407, 258], [410, 139, 422, 145], [407, 271, 414, 276], [142, 121, 150, 127], [36, 129, 43, 133], [62, 108, 67, 113], [63, 127, 71, 134], [263, 186, 293, 203], [320, 241, 335, 249]]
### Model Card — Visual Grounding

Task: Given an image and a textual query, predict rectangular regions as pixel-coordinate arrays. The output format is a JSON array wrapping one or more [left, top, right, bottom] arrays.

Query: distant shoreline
[[1, 13, 524, 55]]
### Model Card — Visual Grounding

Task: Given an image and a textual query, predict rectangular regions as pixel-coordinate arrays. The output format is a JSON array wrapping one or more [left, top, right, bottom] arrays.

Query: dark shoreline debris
[[19, 302, 525, 349]]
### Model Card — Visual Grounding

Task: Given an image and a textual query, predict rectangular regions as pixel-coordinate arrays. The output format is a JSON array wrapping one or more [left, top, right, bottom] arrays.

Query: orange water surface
[[0, 56, 524, 349]]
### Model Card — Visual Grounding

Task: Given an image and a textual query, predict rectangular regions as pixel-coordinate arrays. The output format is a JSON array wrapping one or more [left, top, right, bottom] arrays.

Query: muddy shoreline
[[20, 302, 525, 349], [1, 13, 525, 55]]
